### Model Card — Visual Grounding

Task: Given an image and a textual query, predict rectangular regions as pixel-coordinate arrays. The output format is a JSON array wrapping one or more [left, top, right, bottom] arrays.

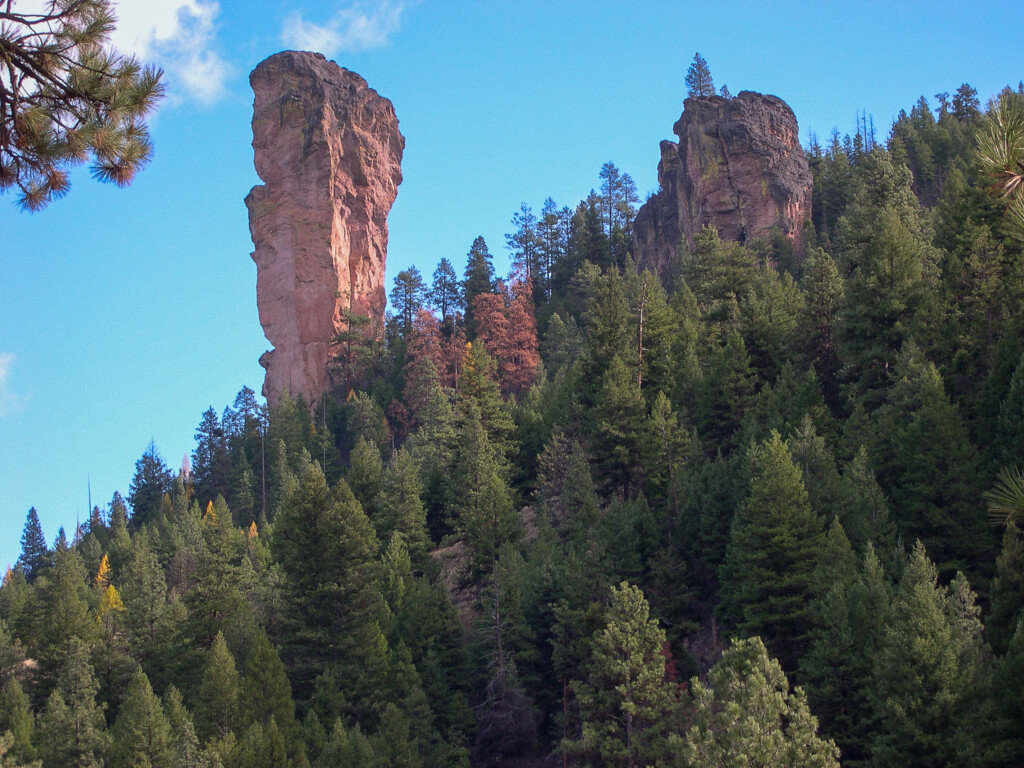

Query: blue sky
[[1, 0, 1022, 569]]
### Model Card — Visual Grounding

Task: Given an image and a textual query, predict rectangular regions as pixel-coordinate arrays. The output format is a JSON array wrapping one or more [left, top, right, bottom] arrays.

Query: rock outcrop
[[634, 91, 812, 280], [246, 51, 404, 405]]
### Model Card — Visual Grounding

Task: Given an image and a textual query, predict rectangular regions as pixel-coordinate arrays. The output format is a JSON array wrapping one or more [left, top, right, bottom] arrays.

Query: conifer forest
[[5, 71, 1024, 767]]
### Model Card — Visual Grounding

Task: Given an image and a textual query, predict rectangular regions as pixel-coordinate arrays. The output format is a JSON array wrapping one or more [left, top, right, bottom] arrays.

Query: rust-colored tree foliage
[[471, 280, 540, 395]]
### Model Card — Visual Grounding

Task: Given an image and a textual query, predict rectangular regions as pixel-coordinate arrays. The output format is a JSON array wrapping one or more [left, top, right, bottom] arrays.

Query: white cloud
[[0, 353, 26, 417], [110, 0, 230, 106], [281, 1, 405, 56]]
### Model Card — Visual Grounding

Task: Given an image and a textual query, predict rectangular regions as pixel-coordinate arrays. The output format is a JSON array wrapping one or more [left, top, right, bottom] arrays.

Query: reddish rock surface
[[246, 51, 404, 405], [634, 91, 812, 280]]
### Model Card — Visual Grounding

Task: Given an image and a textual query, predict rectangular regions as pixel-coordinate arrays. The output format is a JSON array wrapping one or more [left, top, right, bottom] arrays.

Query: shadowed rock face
[[246, 51, 404, 405], [634, 91, 812, 281]]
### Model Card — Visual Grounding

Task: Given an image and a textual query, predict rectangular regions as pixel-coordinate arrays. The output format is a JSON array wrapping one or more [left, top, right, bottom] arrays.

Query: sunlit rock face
[[634, 91, 812, 280], [246, 51, 404, 405]]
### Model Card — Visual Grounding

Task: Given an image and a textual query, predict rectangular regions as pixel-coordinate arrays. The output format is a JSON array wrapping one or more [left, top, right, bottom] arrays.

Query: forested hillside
[[3, 83, 1024, 768]]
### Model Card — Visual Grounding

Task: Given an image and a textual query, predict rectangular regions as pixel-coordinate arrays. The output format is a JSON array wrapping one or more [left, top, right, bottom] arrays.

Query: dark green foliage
[[997, 352, 1024, 466], [391, 267, 428, 337], [272, 463, 388, 721], [802, 542, 890, 766], [193, 631, 239, 743], [591, 355, 645, 496], [429, 257, 463, 326], [463, 237, 495, 339], [989, 521, 1024, 654], [192, 408, 231, 509], [6, 79, 1024, 768], [870, 543, 987, 768], [36, 638, 108, 768], [238, 629, 306, 767], [0, 678, 36, 765], [162, 686, 208, 768], [30, 544, 99, 696], [993, 619, 1024, 765], [875, 347, 992, 577], [798, 248, 844, 404], [570, 582, 677, 767], [719, 431, 825, 671], [685, 52, 715, 98], [449, 402, 520, 578], [684, 636, 839, 768], [109, 669, 172, 768], [836, 148, 939, 401], [17, 511, 49, 585], [377, 449, 431, 563], [128, 442, 174, 527], [695, 329, 756, 454], [677, 451, 746, 589]]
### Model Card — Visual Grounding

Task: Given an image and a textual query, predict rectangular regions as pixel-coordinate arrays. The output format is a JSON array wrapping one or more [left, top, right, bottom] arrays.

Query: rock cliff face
[[246, 51, 404, 405], [634, 91, 812, 280]]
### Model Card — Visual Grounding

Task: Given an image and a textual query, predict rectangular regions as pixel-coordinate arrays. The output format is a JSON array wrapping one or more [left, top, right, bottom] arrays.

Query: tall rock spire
[[246, 51, 404, 405]]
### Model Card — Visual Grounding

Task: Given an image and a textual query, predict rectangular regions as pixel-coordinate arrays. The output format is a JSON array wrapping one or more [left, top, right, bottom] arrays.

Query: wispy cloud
[[111, 0, 231, 106], [281, 1, 406, 56], [0, 353, 26, 417]]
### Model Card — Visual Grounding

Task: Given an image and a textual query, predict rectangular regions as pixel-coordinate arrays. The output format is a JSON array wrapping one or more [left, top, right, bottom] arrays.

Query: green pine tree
[[36, 638, 109, 768], [683, 636, 839, 768], [719, 431, 825, 672], [870, 542, 985, 768], [109, 668, 173, 768], [571, 582, 678, 768]]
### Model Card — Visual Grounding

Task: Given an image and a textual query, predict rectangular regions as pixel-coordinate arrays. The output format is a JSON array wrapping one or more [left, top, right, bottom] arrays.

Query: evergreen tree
[[597, 162, 639, 265], [878, 347, 991, 577], [449, 401, 520, 578], [36, 638, 109, 768], [33, 542, 99, 694], [993, 619, 1024, 765], [997, 352, 1024, 466], [462, 236, 495, 339], [376, 449, 431, 563], [836, 149, 939, 401], [128, 442, 174, 526], [345, 436, 383, 522], [0, 0, 164, 210], [163, 686, 209, 768], [871, 542, 985, 768], [695, 329, 756, 454], [0, 678, 36, 766], [837, 447, 896, 553], [390, 267, 427, 337], [719, 431, 825, 671], [428, 257, 463, 327], [989, 520, 1024, 654], [592, 355, 645, 496], [506, 203, 543, 298], [684, 52, 715, 98], [193, 631, 239, 743], [684, 636, 839, 768], [801, 539, 890, 767], [571, 582, 677, 768], [192, 407, 231, 508], [798, 248, 845, 402], [272, 464, 388, 720], [109, 668, 173, 768], [17, 510, 49, 584], [120, 535, 175, 690]]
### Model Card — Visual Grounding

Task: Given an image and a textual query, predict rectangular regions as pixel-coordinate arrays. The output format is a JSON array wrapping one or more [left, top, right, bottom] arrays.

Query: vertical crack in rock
[[245, 51, 404, 405], [634, 91, 812, 282]]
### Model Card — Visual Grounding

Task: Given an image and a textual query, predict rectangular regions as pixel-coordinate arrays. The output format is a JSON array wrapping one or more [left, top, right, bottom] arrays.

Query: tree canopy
[[0, 0, 165, 210]]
